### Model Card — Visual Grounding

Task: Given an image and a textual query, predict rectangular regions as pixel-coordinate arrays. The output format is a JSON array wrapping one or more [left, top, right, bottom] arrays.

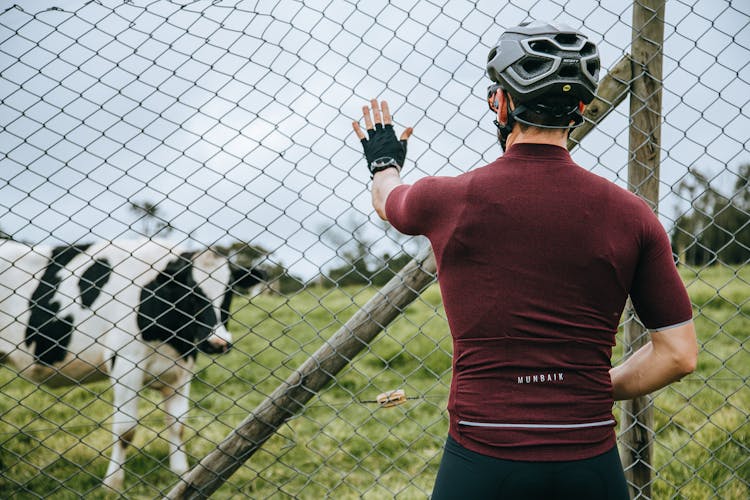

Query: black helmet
[[487, 21, 600, 105]]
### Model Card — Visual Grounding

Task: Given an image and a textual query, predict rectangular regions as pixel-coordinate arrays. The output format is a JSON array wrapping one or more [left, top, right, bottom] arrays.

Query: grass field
[[0, 265, 747, 498]]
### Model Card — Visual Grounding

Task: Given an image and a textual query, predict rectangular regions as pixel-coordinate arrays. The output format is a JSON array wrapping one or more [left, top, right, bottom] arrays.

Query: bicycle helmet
[[487, 20, 600, 105], [486, 21, 600, 149]]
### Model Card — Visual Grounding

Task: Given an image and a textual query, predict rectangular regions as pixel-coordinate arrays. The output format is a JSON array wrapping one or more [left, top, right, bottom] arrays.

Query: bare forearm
[[610, 341, 670, 400], [372, 169, 402, 220], [610, 322, 698, 401]]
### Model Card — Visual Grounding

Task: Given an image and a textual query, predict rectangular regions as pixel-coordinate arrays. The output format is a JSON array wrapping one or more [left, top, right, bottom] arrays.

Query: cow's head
[[137, 250, 266, 359], [194, 250, 266, 354]]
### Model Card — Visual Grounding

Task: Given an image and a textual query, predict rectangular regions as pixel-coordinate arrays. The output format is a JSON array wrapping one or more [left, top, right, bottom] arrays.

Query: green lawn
[[0, 266, 746, 498]]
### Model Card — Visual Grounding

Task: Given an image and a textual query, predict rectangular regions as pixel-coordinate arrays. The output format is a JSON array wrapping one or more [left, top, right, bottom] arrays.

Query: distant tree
[[373, 220, 419, 286], [672, 165, 749, 266], [129, 200, 173, 237], [319, 214, 415, 287], [266, 264, 306, 295], [317, 215, 370, 287], [214, 241, 269, 269], [214, 241, 304, 295], [369, 252, 414, 287]]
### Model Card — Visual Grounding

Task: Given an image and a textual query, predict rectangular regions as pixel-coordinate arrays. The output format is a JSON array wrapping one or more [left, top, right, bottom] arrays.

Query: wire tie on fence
[[359, 389, 418, 408]]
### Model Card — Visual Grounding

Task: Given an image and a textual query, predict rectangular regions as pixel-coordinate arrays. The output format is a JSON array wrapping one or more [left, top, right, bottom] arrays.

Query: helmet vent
[[581, 41, 597, 56], [554, 33, 579, 46], [528, 39, 557, 53], [559, 64, 579, 77], [586, 60, 600, 77], [520, 58, 552, 76]]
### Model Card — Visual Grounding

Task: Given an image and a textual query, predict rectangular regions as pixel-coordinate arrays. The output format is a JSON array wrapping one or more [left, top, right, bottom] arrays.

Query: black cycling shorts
[[431, 435, 630, 500]]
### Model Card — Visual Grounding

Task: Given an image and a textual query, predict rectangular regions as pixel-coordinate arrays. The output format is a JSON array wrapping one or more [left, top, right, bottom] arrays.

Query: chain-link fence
[[0, 0, 747, 498]]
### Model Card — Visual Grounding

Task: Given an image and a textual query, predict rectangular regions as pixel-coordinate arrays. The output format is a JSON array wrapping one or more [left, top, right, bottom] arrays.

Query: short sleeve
[[629, 212, 693, 330], [385, 176, 457, 237]]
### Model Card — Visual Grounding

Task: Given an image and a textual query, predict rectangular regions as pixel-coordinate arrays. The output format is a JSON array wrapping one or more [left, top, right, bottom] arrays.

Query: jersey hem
[[648, 318, 693, 332]]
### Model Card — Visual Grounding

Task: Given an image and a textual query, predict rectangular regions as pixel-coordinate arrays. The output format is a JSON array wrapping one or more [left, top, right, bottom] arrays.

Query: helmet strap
[[513, 111, 584, 130], [493, 94, 527, 152], [514, 101, 585, 130], [494, 102, 585, 151]]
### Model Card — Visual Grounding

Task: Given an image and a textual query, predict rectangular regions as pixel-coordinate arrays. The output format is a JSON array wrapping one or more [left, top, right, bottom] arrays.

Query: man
[[352, 21, 697, 499]]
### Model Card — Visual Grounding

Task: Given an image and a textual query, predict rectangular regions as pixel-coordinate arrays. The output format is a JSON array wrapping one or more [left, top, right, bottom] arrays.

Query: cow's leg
[[103, 364, 142, 491], [161, 375, 191, 476]]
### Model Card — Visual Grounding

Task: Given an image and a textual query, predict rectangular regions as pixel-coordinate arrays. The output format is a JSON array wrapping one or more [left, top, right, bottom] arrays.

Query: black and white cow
[[0, 239, 265, 491]]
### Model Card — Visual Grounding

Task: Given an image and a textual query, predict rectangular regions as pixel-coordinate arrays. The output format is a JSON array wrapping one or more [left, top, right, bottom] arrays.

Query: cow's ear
[[165, 252, 195, 281], [231, 264, 266, 289]]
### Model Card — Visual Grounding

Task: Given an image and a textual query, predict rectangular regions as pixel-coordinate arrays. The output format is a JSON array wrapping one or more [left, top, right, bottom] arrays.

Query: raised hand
[[352, 99, 413, 177]]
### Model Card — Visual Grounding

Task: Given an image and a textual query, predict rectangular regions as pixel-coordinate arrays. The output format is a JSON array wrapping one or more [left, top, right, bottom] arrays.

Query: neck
[[505, 126, 568, 150]]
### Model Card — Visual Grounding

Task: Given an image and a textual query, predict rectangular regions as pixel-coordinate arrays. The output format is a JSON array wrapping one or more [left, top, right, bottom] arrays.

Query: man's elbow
[[672, 328, 699, 378], [676, 342, 698, 377], [655, 321, 698, 380]]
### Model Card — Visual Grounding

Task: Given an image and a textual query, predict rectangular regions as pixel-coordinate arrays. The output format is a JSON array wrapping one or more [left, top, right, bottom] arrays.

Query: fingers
[[370, 99, 383, 128], [400, 127, 413, 141], [362, 105, 374, 131], [381, 101, 393, 126], [352, 121, 366, 140], [354, 99, 412, 139]]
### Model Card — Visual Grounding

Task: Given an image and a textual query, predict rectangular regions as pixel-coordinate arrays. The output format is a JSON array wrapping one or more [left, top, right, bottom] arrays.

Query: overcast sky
[[1, 0, 748, 278]]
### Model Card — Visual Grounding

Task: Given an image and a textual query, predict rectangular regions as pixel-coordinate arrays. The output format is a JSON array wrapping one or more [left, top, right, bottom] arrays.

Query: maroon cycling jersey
[[385, 143, 693, 461]]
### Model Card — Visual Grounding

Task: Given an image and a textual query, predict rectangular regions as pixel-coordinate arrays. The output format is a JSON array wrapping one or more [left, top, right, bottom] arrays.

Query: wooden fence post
[[166, 55, 632, 499], [622, 1, 666, 498]]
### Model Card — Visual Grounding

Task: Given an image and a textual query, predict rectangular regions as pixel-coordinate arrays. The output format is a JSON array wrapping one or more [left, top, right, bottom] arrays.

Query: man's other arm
[[610, 321, 698, 400]]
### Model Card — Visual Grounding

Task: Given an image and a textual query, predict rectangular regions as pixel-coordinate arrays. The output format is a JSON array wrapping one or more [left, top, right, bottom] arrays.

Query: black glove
[[360, 124, 408, 177]]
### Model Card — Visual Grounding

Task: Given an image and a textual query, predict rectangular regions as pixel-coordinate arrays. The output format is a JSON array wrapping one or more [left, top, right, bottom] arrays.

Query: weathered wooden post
[[622, 1, 666, 498], [166, 56, 632, 499]]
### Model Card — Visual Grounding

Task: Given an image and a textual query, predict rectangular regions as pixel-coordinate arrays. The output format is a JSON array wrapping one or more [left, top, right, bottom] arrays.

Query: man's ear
[[497, 91, 508, 124]]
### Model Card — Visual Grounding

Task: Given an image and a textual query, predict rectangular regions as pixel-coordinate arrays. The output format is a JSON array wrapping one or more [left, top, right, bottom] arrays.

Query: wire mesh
[[0, 0, 747, 498]]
